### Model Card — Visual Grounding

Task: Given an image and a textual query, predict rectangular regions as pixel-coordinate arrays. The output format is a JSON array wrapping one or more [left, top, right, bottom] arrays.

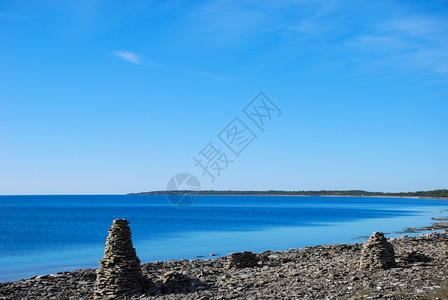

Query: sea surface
[[0, 195, 447, 282]]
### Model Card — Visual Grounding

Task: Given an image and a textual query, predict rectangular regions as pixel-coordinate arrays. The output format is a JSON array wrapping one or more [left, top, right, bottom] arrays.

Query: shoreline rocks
[[1, 230, 447, 299]]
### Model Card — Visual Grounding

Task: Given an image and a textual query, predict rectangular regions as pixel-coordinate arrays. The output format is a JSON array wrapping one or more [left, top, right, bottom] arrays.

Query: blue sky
[[1, 0, 447, 194]]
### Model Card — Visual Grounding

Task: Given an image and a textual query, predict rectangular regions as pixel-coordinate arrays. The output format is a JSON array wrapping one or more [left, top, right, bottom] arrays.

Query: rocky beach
[[1, 229, 447, 300]]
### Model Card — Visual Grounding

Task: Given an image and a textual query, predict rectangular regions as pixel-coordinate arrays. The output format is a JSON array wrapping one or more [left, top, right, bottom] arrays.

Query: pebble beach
[[1, 230, 447, 299]]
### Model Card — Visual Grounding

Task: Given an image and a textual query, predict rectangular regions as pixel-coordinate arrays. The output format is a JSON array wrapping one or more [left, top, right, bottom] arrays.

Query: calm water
[[0, 195, 447, 282]]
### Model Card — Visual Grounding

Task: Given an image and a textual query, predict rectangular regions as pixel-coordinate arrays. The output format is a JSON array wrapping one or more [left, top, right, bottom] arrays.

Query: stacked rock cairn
[[94, 219, 144, 299], [360, 232, 396, 270], [225, 251, 258, 269]]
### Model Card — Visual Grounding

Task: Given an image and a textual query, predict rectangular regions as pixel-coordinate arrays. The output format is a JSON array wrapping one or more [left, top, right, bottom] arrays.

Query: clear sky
[[1, 0, 447, 194]]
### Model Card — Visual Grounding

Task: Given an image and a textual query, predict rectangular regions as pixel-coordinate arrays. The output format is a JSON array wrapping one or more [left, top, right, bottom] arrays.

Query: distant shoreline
[[128, 189, 448, 199]]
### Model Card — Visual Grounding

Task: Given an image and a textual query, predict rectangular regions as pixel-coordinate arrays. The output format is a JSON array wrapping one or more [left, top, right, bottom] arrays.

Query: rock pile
[[225, 251, 258, 269], [360, 231, 396, 270], [158, 271, 200, 294], [94, 219, 144, 299]]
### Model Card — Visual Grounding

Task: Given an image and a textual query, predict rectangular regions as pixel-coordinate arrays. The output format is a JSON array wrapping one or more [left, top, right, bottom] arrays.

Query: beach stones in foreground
[[225, 251, 258, 269], [94, 219, 143, 299], [360, 231, 396, 270]]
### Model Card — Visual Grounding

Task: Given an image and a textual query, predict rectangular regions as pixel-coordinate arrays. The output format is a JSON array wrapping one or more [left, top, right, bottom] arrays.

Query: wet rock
[[225, 251, 258, 269]]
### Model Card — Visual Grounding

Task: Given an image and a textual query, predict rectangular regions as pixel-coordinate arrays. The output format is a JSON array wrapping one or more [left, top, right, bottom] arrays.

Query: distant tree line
[[129, 189, 448, 198]]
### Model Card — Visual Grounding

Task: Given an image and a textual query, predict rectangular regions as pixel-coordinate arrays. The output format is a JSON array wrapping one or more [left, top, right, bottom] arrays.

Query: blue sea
[[0, 195, 447, 282]]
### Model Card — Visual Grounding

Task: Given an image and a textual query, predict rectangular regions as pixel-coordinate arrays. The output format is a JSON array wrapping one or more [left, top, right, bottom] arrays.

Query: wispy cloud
[[114, 51, 140, 64], [187, 1, 269, 46], [348, 14, 448, 74], [112, 51, 229, 81], [272, 1, 448, 77]]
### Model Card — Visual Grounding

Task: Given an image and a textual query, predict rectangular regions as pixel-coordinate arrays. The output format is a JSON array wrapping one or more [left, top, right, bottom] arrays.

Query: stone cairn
[[360, 232, 396, 270], [225, 251, 258, 269], [94, 219, 143, 299]]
